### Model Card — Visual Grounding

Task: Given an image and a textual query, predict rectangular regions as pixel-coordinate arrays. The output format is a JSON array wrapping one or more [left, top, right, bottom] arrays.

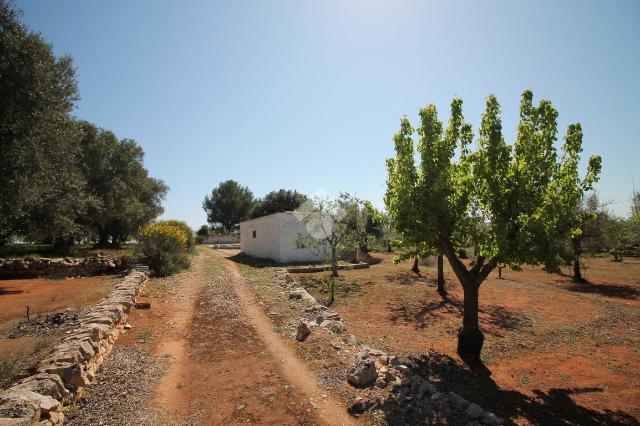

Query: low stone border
[[0, 265, 149, 425], [208, 243, 240, 249], [0, 256, 128, 279], [285, 262, 369, 274]]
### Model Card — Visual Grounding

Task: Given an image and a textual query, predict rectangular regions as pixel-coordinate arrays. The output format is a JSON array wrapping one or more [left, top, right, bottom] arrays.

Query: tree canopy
[[0, 0, 83, 246], [0, 1, 166, 248], [77, 121, 167, 246], [386, 90, 602, 361], [202, 180, 254, 232], [251, 189, 308, 219]]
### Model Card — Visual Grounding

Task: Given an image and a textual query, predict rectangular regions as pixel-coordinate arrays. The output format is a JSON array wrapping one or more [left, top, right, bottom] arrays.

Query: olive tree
[[296, 194, 363, 304], [386, 90, 601, 361]]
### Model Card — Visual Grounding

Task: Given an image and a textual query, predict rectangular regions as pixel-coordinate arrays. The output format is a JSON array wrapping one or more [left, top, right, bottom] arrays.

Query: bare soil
[[0, 275, 116, 390], [293, 253, 640, 425]]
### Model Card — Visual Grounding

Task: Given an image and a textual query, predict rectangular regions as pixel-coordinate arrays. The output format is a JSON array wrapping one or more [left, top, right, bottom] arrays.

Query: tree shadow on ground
[[378, 351, 638, 426], [387, 293, 533, 337], [384, 271, 431, 286], [225, 252, 329, 269], [0, 287, 24, 296], [560, 281, 639, 300]]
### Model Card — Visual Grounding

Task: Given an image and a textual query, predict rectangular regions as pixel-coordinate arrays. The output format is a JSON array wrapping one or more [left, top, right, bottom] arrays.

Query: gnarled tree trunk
[[411, 257, 420, 274]]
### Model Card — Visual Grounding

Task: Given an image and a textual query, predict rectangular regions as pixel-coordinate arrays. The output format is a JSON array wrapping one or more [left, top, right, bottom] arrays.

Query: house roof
[[239, 210, 305, 225]]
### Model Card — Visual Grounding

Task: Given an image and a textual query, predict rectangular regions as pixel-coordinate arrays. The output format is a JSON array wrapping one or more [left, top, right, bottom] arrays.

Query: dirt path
[[217, 251, 355, 426], [151, 248, 354, 425]]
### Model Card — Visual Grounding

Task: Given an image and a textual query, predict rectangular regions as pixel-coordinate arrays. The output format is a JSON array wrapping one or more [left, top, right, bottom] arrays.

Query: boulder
[[346, 351, 378, 387], [448, 391, 469, 411], [295, 322, 311, 342], [320, 320, 346, 334], [465, 402, 484, 420], [0, 389, 60, 415]]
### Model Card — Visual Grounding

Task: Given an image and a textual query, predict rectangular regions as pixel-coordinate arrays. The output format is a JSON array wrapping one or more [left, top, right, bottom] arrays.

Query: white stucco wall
[[278, 212, 326, 263], [240, 214, 281, 261], [240, 212, 327, 263]]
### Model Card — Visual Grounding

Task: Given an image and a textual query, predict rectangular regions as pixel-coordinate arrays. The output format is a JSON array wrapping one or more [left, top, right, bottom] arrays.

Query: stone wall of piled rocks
[[277, 268, 504, 425], [0, 266, 149, 425], [0, 255, 128, 279]]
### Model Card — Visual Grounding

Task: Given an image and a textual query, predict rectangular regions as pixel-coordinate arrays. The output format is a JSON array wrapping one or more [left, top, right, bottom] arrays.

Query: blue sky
[[16, 0, 640, 229]]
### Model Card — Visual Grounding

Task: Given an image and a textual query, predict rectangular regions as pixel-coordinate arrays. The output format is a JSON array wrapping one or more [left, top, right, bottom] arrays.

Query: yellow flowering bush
[[140, 223, 189, 247], [138, 221, 192, 276]]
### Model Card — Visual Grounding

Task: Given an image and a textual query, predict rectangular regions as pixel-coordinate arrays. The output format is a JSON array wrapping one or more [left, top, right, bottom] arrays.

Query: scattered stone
[[134, 302, 151, 310], [342, 334, 358, 346], [481, 412, 503, 425], [295, 322, 311, 342], [465, 402, 484, 420], [448, 391, 469, 411], [347, 397, 368, 416]]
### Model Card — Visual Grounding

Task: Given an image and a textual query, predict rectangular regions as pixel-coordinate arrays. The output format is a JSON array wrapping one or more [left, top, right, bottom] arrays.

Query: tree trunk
[[437, 254, 446, 295], [328, 278, 335, 306], [458, 282, 484, 362], [439, 240, 498, 363], [498, 265, 504, 279], [330, 245, 338, 278], [96, 229, 110, 248], [411, 257, 420, 274], [386, 239, 392, 253], [571, 237, 584, 282]]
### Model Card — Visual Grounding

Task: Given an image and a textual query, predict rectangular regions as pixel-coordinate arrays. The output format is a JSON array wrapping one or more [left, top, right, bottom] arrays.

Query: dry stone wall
[[0, 266, 149, 425], [0, 256, 127, 279]]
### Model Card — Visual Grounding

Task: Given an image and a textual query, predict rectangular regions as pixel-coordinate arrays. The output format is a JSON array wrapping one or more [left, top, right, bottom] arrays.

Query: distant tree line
[[201, 180, 308, 233], [0, 1, 166, 250]]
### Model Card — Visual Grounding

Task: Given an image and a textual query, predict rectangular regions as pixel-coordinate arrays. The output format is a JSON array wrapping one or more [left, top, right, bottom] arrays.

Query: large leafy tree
[[202, 180, 254, 232], [0, 0, 85, 247], [386, 90, 601, 361], [251, 189, 308, 218], [77, 121, 167, 246]]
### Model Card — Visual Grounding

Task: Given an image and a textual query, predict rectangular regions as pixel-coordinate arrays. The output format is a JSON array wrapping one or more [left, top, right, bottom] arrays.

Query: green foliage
[[196, 224, 210, 243], [0, 0, 84, 246], [388, 90, 602, 272], [138, 221, 191, 276], [77, 121, 167, 246], [202, 180, 254, 232], [0, 2, 166, 248], [251, 189, 308, 218], [196, 225, 210, 237]]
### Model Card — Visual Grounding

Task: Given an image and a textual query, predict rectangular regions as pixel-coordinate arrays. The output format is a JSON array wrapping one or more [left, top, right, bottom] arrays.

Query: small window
[[252, 230, 256, 238]]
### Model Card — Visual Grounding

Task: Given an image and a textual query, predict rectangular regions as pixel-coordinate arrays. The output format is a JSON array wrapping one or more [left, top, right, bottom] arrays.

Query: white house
[[239, 212, 326, 263]]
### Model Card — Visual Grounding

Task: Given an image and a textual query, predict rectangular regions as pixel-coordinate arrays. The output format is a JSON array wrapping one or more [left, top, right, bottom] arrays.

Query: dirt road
[[151, 248, 353, 425]]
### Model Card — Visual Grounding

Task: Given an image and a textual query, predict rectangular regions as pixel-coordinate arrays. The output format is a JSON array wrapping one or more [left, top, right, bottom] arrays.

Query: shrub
[[138, 222, 191, 276], [161, 220, 196, 251]]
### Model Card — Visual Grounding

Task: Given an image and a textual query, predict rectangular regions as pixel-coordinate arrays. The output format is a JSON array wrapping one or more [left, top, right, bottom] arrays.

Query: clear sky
[[15, 0, 640, 229]]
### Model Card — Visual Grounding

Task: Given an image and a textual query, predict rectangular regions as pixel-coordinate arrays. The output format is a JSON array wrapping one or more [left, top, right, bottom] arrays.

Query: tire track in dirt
[[152, 249, 354, 425], [216, 250, 355, 426]]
